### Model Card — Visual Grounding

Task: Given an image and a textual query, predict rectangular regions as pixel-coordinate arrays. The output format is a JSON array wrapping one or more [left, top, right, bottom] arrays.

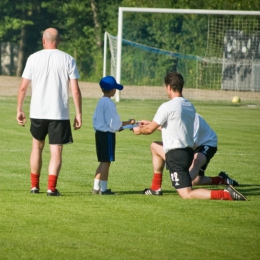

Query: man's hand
[[73, 115, 82, 130], [16, 111, 26, 127], [133, 126, 141, 135], [133, 121, 160, 135], [138, 120, 151, 127]]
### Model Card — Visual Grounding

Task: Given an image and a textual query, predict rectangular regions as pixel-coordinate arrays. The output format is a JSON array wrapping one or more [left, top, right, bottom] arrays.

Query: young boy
[[92, 76, 136, 195]]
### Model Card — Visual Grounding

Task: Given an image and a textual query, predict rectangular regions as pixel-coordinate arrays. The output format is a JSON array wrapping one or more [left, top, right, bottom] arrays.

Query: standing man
[[16, 28, 82, 196], [133, 72, 246, 201]]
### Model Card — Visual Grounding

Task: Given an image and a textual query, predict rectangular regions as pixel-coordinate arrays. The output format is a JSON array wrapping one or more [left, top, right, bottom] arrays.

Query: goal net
[[103, 8, 260, 102]]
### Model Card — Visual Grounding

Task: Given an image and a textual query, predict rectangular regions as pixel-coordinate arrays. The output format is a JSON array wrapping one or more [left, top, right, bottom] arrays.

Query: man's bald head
[[42, 28, 60, 49]]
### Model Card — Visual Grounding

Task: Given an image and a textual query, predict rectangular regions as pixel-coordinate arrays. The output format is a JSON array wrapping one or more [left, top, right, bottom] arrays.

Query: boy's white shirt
[[93, 97, 122, 132]]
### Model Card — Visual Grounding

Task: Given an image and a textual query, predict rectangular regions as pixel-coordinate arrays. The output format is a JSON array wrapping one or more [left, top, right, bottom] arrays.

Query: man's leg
[[190, 152, 234, 186], [168, 148, 245, 201], [47, 144, 63, 193], [30, 138, 45, 192], [151, 141, 165, 189], [172, 169, 246, 201], [176, 186, 241, 200], [189, 152, 211, 185], [143, 141, 165, 195]]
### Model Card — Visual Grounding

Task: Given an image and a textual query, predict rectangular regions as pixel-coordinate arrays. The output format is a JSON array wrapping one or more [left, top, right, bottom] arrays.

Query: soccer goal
[[103, 8, 260, 102]]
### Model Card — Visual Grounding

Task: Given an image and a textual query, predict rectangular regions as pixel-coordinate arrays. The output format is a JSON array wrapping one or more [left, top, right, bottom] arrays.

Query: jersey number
[[203, 145, 209, 155], [171, 172, 180, 186]]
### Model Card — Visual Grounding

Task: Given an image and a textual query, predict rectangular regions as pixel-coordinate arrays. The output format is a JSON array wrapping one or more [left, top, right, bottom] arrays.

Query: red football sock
[[211, 176, 225, 185], [48, 175, 58, 192], [150, 173, 162, 190], [210, 190, 233, 200], [31, 173, 40, 189]]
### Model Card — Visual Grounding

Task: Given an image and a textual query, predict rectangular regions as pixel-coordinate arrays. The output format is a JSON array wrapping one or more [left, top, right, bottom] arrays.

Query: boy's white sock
[[100, 181, 108, 192], [93, 179, 100, 190]]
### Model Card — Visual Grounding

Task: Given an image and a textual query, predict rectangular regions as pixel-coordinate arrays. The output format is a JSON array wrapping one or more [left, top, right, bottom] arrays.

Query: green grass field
[[0, 96, 260, 260]]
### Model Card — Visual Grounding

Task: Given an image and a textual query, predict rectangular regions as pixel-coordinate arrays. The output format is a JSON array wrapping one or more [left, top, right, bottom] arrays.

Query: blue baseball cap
[[99, 76, 124, 91]]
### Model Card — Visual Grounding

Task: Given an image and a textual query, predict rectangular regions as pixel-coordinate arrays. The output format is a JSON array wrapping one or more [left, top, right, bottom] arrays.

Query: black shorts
[[30, 119, 73, 145], [194, 145, 217, 176], [165, 147, 194, 189], [95, 130, 115, 162]]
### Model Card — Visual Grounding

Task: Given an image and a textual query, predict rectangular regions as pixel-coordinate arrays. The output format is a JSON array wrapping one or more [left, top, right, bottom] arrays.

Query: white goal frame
[[105, 7, 260, 102]]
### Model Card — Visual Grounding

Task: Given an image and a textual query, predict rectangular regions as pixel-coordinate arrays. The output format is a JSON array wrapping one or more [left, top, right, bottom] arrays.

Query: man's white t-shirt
[[93, 97, 122, 133], [193, 113, 218, 149], [22, 49, 80, 119], [153, 97, 196, 153]]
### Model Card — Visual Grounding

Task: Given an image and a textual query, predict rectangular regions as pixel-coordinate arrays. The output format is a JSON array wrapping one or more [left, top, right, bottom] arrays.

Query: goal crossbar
[[113, 7, 260, 101]]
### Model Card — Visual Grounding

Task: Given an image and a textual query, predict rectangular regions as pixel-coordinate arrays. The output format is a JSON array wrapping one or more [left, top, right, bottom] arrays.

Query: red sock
[[150, 173, 162, 190], [210, 190, 233, 200], [31, 173, 40, 189], [211, 176, 225, 185], [48, 175, 58, 192]]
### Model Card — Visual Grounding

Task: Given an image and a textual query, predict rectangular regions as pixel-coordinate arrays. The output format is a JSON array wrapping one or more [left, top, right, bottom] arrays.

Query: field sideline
[[1, 75, 260, 102], [0, 96, 260, 260]]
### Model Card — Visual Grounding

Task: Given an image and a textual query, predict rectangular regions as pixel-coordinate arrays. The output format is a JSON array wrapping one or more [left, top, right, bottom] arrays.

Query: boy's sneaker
[[92, 189, 101, 194], [30, 187, 39, 194], [225, 185, 247, 201], [142, 188, 162, 196], [100, 189, 115, 195], [218, 171, 239, 186], [47, 189, 61, 196]]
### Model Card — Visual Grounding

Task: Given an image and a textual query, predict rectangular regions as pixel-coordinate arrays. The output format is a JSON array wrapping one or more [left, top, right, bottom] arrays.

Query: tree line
[[0, 0, 259, 82]]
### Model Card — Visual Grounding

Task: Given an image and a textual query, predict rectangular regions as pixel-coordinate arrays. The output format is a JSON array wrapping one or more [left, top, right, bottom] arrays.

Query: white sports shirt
[[153, 97, 196, 153], [22, 49, 80, 119], [193, 113, 218, 149], [93, 97, 122, 132]]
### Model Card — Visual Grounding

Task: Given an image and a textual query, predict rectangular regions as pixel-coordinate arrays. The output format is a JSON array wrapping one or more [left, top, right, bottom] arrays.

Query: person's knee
[[150, 141, 158, 151], [192, 157, 203, 168], [193, 153, 207, 168], [192, 176, 201, 186], [177, 189, 192, 199]]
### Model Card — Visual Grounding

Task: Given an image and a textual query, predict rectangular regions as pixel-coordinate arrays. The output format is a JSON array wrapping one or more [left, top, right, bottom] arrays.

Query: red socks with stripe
[[31, 173, 40, 189], [210, 190, 233, 200], [150, 173, 162, 190], [48, 175, 58, 192]]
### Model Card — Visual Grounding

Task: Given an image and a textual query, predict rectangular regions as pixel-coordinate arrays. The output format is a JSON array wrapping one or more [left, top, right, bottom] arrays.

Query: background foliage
[[0, 0, 259, 81]]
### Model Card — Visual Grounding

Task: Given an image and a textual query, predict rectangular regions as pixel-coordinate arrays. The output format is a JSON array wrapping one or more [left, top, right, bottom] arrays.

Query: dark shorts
[[165, 147, 194, 189], [194, 145, 217, 176], [30, 119, 73, 145], [95, 130, 115, 162]]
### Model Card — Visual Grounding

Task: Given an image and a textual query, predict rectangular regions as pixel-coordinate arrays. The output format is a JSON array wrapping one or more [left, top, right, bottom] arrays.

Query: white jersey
[[93, 97, 122, 132], [22, 49, 80, 119], [153, 97, 196, 153], [193, 113, 218, 149]]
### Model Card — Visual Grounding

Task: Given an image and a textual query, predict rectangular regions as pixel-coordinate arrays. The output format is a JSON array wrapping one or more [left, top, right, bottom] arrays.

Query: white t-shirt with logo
[[153, 97, 196, 153], [22, 49, 80, 119]]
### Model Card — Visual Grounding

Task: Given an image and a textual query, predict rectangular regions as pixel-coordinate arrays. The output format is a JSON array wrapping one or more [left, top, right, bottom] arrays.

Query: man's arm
[[70, 79, 82, 130], [133, 120, 160, 135], [138, 120, 162, 131], [16, 78, 30, 126]]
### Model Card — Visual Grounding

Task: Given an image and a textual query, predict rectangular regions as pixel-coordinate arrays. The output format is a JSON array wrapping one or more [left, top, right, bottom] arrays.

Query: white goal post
[[104, 7, 260, 102]]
